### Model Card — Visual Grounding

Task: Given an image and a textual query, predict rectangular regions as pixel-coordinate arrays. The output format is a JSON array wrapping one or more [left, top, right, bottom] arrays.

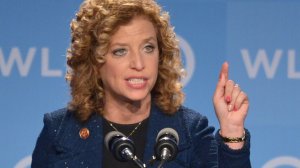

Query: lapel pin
[[79, 127, 90, 140]]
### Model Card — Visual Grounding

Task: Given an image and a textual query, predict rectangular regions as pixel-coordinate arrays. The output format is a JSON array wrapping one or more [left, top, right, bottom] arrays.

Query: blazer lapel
[[54, 111, 104, 167]]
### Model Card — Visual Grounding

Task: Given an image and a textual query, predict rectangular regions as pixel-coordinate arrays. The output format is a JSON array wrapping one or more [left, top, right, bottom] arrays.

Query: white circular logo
[[178, 35, 195, 87], [14, 155, 31, 168], [263, 156, 300, 168]]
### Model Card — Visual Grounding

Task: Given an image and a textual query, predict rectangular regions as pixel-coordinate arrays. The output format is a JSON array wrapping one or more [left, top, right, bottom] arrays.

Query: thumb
[[214, 62, 229, 98]]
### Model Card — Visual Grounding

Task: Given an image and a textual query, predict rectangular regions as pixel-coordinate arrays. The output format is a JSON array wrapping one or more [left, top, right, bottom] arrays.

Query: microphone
[[104, 131, 146, 168], [154, 128, 179, 167]]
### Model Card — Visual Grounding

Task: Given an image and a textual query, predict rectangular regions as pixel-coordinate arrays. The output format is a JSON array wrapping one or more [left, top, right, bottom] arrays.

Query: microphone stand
[[121, 147, 147, 168], [157, 147, 171, 168], [157, 160, 166, 168], [132, 155, 147, 168]]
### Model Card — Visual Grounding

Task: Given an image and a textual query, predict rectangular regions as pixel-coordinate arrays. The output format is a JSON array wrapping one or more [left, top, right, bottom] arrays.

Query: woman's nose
[[130, 51, 145, 71]]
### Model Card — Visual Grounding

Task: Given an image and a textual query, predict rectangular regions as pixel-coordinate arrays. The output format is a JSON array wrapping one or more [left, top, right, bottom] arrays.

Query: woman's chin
[[124, 93, 151, 103]]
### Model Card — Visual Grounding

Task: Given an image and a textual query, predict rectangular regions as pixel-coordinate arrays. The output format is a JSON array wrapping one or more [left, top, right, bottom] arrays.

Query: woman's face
[[100, 16, 159, 104]]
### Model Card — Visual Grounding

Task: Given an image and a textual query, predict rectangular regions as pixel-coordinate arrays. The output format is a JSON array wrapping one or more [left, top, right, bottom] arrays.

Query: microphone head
[[155, 128, 179, 161], [104, 131, 136, 162], [156, 128, 179, 145], [104, 131, 125, 150]]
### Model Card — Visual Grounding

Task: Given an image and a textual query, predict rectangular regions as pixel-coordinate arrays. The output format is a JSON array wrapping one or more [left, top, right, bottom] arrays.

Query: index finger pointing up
[[214, 62, 229, 99], [221, 61, 229, 82]]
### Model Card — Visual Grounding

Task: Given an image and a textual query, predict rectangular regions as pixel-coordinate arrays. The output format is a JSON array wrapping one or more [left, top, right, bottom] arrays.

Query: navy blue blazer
[[32, 105, 251, 168]]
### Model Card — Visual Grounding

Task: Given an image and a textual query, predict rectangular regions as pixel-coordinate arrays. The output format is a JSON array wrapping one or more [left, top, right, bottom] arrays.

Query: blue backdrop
[[1, 0, 299, 167]]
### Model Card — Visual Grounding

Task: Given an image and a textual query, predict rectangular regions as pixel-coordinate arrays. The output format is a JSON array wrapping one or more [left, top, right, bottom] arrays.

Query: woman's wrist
[[220, 124, 245, 137]]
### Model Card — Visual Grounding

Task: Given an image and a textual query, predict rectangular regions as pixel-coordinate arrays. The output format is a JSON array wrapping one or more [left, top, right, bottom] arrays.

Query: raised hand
[[213, 62, 249, 148]]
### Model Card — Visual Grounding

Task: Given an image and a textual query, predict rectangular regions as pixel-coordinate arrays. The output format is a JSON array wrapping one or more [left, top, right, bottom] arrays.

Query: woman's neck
[[103, 96, 151, 124]]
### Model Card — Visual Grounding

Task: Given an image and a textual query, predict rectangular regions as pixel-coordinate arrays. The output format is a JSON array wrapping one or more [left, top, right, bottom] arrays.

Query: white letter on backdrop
[[287, 49, 300, 79], [0, 47, 36, 77], [41, 48, 62, 77], [241, 49, 282, 79]]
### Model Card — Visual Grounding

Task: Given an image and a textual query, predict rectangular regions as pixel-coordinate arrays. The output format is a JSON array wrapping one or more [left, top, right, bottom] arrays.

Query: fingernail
[[233, 105, 237, 111], [225, 96, 231, 103]]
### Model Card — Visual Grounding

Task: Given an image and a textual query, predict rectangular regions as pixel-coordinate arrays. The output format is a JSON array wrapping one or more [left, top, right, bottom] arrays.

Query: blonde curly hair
[[66, 0, 185, 122]]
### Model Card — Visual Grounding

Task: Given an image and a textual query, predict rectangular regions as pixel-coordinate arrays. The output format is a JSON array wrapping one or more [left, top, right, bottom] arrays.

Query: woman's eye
[[112, 48, 127, 56], [144, 45, 155, 53]]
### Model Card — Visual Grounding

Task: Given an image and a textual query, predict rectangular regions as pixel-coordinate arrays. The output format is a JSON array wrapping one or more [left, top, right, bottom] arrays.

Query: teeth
[[128, 78, 145, 84]]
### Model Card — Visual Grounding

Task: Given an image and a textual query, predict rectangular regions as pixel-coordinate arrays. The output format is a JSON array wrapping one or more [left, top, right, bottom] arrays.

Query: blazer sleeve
[[184, 108, 251, 168], [215, 129, 251, 168]]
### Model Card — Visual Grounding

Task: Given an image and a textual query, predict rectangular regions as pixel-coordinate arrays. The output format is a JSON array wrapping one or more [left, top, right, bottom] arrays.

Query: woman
[[32, 0, 251, 167]]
